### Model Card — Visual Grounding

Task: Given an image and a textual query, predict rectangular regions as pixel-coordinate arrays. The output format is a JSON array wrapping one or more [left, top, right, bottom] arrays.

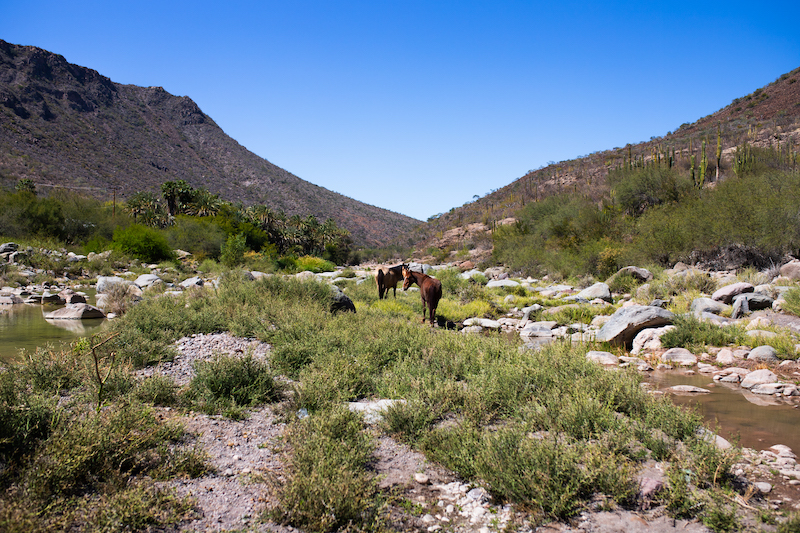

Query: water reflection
[[0, 303, 107, 363]]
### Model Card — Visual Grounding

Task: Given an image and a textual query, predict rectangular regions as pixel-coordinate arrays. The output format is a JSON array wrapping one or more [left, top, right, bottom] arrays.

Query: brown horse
[[376, 264, 405, 299], [402, 266, 443, 327]]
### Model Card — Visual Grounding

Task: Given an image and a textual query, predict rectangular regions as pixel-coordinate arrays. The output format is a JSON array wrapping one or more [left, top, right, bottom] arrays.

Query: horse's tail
[[376, 269, 385, 298]]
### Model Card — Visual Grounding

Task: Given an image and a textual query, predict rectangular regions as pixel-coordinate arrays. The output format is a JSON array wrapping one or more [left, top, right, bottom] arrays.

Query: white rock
[[661, 347, 697, 367], [670, 385, 711, 393], [741, 369, 779, 389]]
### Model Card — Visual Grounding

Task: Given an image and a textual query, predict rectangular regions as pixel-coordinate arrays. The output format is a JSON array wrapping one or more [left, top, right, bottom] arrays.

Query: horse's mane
[[387, 264, 405, 274]]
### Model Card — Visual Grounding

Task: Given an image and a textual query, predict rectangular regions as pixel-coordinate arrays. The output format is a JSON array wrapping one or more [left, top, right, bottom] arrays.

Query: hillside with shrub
[[0, 40, 420, 247], [405, 67, 800, 275]]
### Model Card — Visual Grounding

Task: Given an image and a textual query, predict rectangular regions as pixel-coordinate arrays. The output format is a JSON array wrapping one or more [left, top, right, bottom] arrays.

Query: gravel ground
[[140, 332, 786, 533]]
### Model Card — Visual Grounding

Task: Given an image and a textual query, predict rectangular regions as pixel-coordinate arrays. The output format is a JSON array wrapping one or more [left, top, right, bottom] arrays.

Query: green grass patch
[[660, 314, 747, 352]]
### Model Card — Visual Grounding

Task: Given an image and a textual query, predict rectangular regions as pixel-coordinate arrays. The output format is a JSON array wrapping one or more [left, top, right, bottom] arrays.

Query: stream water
[[0, 300, 107, 363], [649, 370, 800, 453]]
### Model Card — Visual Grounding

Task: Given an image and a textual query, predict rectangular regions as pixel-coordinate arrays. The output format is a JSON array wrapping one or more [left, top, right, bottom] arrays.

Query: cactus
[[699, 139, 707, 188], [716, 124, 722, 181]]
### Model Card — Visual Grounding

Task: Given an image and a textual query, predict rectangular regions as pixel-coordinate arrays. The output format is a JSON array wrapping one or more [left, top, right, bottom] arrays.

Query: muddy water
[[0, 302, 107, 363], [648, 370, 800, 452]]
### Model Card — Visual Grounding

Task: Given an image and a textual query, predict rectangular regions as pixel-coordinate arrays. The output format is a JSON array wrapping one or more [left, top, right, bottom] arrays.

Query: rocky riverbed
[[6, 242, 800, 530]]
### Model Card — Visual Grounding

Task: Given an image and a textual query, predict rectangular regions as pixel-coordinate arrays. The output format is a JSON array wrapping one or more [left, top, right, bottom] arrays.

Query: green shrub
[[188, 354, 281, 416], [26, 403, 185, 500], [99, 281, 140, 316], [112, 224, 175, 263], [611, 167, 694, 216], [783, 287, 800, 317], [167, 215, 227, 259], [273, 407, 380, 532], [92, 482, 197, 532], [0, 370, 57, 463], [134, 374, 179, 406], [606, 270, 643, 294], [220, 232, 247, 267], [294, 255, 336, 273]]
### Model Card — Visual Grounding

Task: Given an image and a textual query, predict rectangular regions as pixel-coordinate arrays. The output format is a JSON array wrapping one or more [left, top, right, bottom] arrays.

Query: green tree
[[220, 233, 247, 267], [161, 180, 194, 216]]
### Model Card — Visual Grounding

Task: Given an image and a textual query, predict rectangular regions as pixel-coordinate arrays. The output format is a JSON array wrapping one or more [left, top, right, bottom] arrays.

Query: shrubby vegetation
[[0, 178, 357, 271], [494, 142, 800, 278], [3, 268, 798, 529]]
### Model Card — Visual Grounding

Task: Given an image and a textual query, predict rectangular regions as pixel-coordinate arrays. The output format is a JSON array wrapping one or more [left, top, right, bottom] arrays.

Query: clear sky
[[3, 1, 799, 221]]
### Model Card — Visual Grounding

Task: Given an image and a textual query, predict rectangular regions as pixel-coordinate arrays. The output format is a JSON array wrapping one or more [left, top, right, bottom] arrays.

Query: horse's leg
[[420, 297, 427, 323], [392, 285, 396, 298]]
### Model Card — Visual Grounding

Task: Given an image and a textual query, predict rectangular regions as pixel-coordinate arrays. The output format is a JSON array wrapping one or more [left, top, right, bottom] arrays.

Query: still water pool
[[0, 302, 107, 363], [649, 370, 800, 453]]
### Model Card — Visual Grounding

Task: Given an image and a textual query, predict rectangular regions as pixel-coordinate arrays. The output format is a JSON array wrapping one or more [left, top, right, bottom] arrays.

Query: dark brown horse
[[402, 266, 442, 327], [376, 264, 405, 299]]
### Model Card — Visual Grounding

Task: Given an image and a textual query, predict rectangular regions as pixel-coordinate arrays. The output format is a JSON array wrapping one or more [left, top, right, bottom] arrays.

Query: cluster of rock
[[1, 241, 93, 276], [451, 262, 800, 409], [738, 444, 800, 495]]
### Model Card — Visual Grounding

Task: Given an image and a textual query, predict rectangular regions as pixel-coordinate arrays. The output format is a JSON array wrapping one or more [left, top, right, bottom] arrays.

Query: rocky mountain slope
[[413, 66, 800, 253], [0, 40, 420, 247]]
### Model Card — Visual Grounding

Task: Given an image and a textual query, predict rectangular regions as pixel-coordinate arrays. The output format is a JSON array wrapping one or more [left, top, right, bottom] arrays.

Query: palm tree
[[187, 188, 222, 216]]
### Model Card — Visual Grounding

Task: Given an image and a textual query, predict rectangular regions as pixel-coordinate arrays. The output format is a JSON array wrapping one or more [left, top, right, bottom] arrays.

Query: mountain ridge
[[409, 65, 800, 258], [0, 40, 420, 247]]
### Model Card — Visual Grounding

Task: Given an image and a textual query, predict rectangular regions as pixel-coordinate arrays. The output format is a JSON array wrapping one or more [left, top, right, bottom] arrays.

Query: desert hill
[[412, 66, 800, 257], [0, 40, 420, 247]]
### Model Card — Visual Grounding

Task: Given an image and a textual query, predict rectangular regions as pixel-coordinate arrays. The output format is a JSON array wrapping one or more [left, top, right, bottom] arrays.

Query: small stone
[[414, 473, 430, 485], [755, 482, 772, 493]]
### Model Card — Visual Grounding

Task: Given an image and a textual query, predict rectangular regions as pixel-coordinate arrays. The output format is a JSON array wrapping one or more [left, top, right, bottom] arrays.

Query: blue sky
[[3, 1, 799, 221]]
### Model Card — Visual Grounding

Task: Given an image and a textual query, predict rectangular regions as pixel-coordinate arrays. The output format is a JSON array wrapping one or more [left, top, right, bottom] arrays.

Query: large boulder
[[712, 282, 754, 304], [661, 347, 697, 367], [780, 260, 800, 280], [0, 294, 24, 304], [733, 293, 774, 311], [0, 242, 19, 254], [96, 276, 131, 293], [330, 285, 356, 314], [747, 346, 779, 362], [690, 297, 730, 316], [44, 303, 106, 320], [631, 325, 675, 355], [609, 266, 653, 283], [586, 350, 619, 366], [58, 288, 86, 304], [740, 369, 779, 389], [596, 305, 675, 348], [574, 282, 612, 303], [180, 276, 204, 288], [486, 279, 520, 289], [135, 273, 163, 288]]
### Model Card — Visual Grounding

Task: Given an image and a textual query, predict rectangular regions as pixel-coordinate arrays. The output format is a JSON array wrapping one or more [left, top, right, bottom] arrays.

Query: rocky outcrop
[[596, 305, 676, 347]]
